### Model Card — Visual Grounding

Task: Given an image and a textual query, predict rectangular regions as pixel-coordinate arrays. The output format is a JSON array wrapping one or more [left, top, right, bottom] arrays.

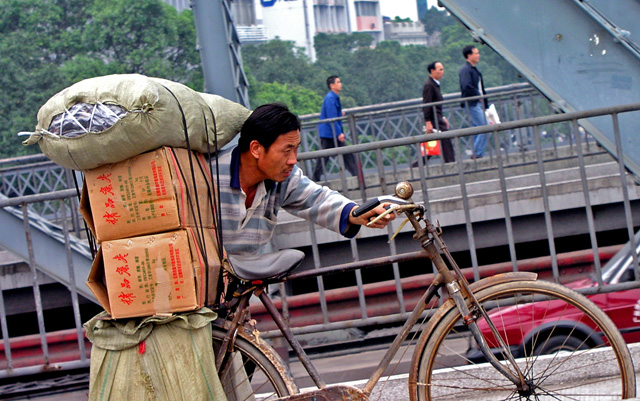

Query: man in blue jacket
[[312, 76, 359, 181], [459, 45, 489, 159]]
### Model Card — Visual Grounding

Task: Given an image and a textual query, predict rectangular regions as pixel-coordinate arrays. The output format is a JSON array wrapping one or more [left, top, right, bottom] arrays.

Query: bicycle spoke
[[373, 294, 441, 401], [410, 280, 635, 400]]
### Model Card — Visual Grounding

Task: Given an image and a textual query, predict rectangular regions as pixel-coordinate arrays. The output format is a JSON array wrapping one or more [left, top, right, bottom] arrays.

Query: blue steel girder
[[192, 0, 250, 108], [577, 0, 640, 57], [439, 0, 640, 179]]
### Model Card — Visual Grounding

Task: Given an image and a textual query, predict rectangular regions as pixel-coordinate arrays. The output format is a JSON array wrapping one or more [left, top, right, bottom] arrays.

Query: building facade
[[162, 0, 383, 60], [257, 0, 384, 60], [250, 0, 384, 60], [383, 20, 436, 47], [351, 1, 383, 40]]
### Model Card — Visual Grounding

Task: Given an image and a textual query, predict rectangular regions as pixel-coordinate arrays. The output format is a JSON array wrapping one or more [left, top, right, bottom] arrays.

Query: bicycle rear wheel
[[409, 280, 636, 400], [212, 320, 298, 400]]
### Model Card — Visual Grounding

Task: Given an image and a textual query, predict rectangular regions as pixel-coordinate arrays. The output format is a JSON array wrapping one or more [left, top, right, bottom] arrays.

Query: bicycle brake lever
[[366, 204, 422, 227], [388, 218, 411, 242], [366, 204, 401, 226]]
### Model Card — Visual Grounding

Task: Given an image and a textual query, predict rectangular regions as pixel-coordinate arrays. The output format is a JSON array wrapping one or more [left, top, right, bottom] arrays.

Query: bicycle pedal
[[275, 385, 368, 400]]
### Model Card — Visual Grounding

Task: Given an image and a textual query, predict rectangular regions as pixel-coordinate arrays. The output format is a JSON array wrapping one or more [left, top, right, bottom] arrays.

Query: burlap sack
[[84, 308, 227, 401], [22, 74, 250, 170]]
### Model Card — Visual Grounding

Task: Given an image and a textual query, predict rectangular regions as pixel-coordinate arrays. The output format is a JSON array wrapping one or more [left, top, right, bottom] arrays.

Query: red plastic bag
[[421, 140, 441, 156]]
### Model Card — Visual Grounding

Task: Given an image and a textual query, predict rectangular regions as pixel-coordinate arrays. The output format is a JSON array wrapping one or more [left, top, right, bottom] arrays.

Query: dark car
[[467, 232, 640, 360]]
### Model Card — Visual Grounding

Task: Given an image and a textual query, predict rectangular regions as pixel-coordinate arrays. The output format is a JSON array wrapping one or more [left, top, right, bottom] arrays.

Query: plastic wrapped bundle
[[22, 74, 251, 170], [47, 103, 127, 138]]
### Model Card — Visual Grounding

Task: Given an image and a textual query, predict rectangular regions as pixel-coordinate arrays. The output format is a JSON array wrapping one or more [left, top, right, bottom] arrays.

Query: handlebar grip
[[351, 198, 380, 217]]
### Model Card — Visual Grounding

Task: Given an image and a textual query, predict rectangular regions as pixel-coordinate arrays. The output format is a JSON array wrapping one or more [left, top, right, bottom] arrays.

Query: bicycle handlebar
[[351, 182, 417, 218], [350, 197, 381, 217]]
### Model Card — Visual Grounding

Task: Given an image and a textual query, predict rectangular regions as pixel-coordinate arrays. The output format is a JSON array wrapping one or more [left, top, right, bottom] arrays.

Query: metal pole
[[492, 128, 518, 272], [59, 200, 87, 362], [191, 0, 249, 107], [21, 203, 49, 364], [532, 125, 560, 282]]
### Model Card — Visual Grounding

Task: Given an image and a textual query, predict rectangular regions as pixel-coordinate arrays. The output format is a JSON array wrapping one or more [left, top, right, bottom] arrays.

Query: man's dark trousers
[[312, 137, 359, 181]]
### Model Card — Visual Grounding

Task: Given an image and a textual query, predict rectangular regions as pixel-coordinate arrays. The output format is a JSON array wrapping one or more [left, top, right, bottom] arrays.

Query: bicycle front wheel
[[410, 280, 636, 400], [212, 320, 298, 400]]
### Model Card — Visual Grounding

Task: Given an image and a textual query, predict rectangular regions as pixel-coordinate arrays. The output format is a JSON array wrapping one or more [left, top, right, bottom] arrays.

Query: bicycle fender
[[467, 271, 538, 294]]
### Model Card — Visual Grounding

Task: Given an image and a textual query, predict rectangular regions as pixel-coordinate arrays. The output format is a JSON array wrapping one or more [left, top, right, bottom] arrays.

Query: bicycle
[[210, 181, 636, 400]]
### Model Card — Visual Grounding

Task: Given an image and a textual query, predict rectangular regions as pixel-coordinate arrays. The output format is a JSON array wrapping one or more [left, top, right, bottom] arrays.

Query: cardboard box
[[80, 147, 216, 242], [87, 228, 223, 319]]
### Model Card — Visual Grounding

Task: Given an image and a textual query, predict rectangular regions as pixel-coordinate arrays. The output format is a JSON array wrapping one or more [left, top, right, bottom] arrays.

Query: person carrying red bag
[[422, 61, 455, 163]]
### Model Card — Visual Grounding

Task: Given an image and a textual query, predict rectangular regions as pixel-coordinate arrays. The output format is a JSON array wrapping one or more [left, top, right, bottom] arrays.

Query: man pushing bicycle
[[209, 105, 637, 400], [213, 103, 394, 258]]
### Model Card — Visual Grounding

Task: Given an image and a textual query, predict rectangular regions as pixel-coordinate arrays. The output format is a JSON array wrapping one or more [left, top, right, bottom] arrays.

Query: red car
[[467, 235, 640, 360]]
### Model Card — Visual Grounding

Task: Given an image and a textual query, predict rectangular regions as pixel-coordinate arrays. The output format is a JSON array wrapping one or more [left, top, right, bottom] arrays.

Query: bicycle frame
[[214, 193, 537, 400]]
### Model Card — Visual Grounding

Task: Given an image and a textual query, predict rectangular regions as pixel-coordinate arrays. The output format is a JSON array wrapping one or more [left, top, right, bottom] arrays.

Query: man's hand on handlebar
[[348, 203, 395, 229]]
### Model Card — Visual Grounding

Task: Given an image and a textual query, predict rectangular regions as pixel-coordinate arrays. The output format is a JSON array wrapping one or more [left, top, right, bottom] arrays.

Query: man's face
[[256, 130, 301, 182], [330, 78, 342, 94], [467, 48, 480, 65], [431, 63, 444, 80]]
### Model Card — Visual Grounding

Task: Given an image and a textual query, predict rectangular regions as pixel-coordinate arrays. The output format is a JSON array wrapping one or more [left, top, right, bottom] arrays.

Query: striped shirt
[[212, 146, 359, 255]]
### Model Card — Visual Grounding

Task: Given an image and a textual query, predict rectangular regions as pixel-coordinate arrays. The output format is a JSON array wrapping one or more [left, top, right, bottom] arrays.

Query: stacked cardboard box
[[81, 147, 223, 319]]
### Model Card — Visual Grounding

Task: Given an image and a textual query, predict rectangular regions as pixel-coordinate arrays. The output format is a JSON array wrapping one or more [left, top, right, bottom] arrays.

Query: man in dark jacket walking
[[459, 45, 488, 158], [423, 61, 454, 163]]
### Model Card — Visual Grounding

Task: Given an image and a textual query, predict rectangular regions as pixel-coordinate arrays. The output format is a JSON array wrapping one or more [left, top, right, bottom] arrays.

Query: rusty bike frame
[[213, 181, 534, 400]]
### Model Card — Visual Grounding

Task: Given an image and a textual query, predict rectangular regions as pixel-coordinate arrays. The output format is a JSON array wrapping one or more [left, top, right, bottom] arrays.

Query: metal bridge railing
[[269, 101, 640, 337], [0, 92, 639, 381], [0, 193, 92, 380], [0, 156, 84, 239], [298, 83, 573, 182]]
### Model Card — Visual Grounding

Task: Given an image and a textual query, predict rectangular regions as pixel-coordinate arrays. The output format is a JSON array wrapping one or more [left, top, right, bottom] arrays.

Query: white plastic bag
[[485, 103, 501, 125]]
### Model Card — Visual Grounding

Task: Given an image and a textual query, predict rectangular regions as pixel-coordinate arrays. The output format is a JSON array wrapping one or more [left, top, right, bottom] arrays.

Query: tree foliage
[[250, 82, 322, 116], [314, 32, 373, 60], [0, 0, 201, 159], [241, 39, 328, 97], [420, 6, 450, 34]]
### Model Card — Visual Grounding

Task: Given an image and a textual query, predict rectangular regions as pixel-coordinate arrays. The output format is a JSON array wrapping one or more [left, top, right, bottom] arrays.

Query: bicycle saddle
[[228, 249, 305, 281]]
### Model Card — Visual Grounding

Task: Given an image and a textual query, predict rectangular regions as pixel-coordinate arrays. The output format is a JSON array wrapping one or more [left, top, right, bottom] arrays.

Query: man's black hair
[[326, 75, 340, 90], [238, 103, 301, 153], [462, 45, 476, 59], [427, 61, 440, 74]]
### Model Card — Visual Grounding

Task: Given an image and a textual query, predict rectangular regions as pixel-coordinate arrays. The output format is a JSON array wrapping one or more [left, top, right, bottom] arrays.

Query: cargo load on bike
[[25, 73, 253, 400]]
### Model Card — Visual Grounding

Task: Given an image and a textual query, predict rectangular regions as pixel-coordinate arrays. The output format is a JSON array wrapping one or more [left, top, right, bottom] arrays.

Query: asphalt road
[[286, 340, 640, 400], [18, 341, 640, 401]]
